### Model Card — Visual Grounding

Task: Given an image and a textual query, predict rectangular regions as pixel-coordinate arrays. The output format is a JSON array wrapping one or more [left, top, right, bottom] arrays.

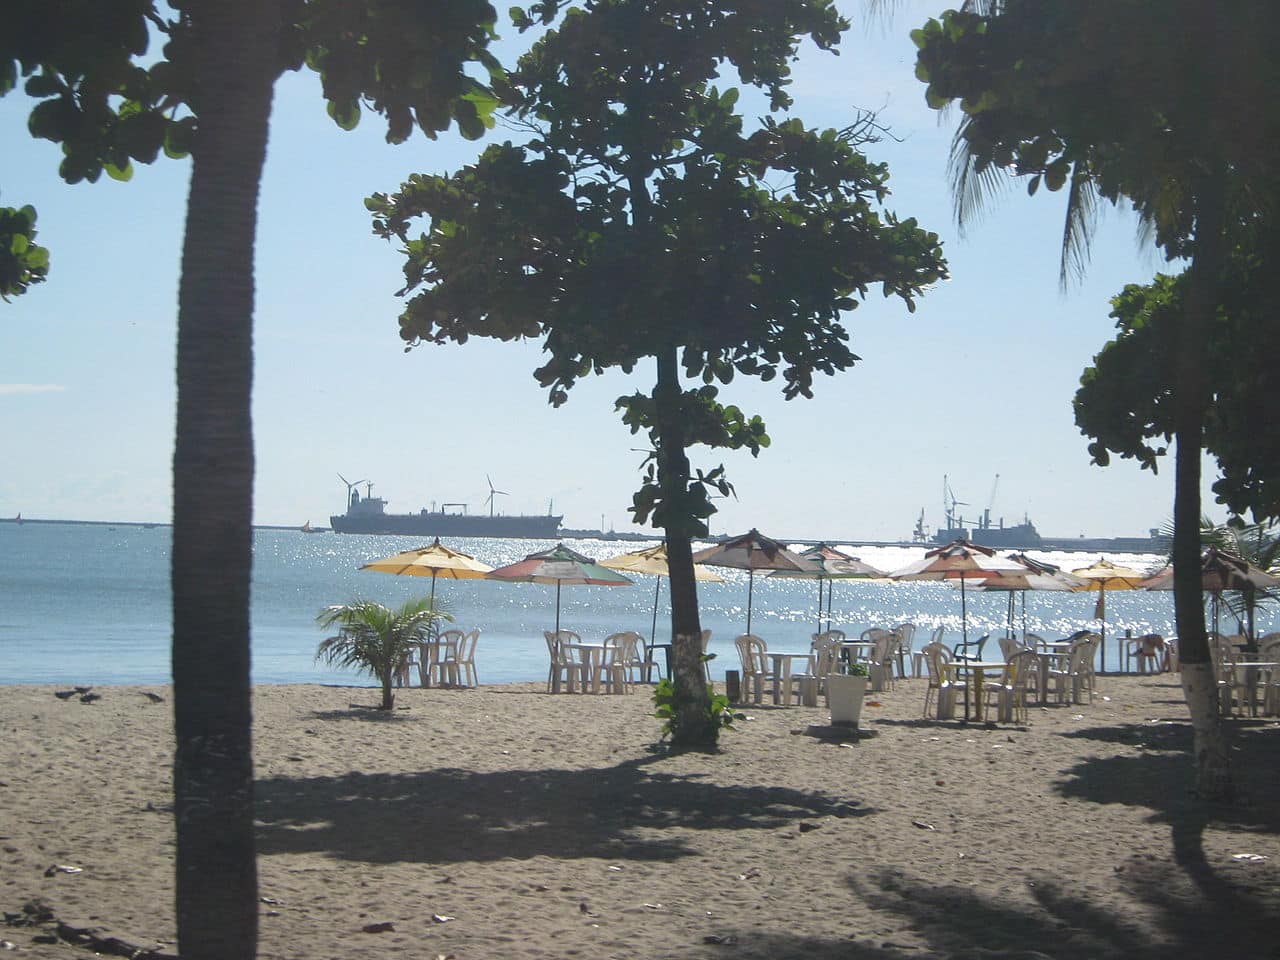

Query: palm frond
[[947, 119, 1010, 234], [1059, 165, 1100, 290]]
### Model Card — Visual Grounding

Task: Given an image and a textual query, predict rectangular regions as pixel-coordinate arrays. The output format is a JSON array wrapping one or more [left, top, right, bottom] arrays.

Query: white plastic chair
[[445, 628, 480, 687], [598, 631, 641, 694], [891, 622, 916, 678], [544, 629, 583, 693], [428, 629, 465, 686], [921, 641, 956, 719], [734, 634, 776, 704], [983, 649, 1038, 723]]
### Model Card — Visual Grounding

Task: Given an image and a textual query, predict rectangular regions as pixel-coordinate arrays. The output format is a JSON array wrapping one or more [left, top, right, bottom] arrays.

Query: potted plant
[[827, 661, 869, 728]]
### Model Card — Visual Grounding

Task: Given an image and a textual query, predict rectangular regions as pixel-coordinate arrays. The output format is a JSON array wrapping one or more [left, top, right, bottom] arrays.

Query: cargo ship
[[916, 474, 1044, 549], [329, 477, 562, 538]]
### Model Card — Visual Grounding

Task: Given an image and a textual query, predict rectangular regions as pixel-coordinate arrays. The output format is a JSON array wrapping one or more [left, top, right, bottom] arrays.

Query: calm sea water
[[1, 522, 1251, 687]]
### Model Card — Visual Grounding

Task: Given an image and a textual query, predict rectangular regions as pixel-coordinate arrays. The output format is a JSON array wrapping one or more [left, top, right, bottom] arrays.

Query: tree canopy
[[371, 0, 946, 744], [1075, 217, 1280, 523]]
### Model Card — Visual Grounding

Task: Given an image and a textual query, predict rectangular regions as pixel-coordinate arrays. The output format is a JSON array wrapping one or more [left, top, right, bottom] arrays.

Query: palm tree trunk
[[1174, 169, 1232, 802], [655, 346, 715, 746], [381, 669, 396, 710], [172, 2, 279, 956]]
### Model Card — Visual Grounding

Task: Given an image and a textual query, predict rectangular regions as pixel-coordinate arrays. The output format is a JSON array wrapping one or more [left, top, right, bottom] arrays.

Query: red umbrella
[[888, 539, 1027, 643], [692, 529, 817, 634], [485, 543, 632, 635], [767, 542, 887, 634]]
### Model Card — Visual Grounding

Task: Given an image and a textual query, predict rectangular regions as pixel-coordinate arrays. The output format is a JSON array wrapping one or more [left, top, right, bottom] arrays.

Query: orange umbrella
[[1069, 558, 1147, 671]]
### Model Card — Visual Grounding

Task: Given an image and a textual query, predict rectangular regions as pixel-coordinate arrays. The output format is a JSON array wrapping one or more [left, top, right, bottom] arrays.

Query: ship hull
[[933, 525, 1043, 550], [329, 512, 563, 538]]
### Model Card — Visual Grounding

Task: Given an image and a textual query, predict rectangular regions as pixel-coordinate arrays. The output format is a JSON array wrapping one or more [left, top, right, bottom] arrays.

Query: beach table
[[836, 640, 876, 668], [565, 643, 608, 694], [768, 651, 816, 706], [942, 660, 1008, 722]]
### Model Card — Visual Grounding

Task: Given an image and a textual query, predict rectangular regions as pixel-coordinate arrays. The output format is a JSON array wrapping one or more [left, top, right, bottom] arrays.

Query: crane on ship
[[981, 474, 1000, 530]]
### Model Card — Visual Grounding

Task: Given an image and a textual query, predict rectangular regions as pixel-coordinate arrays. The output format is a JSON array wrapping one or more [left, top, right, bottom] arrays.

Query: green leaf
[[104, 161, 134, 182]]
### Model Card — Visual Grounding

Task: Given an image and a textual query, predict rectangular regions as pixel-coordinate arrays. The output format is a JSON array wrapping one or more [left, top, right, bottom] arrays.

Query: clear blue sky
[[1, 2, 1218, 541]]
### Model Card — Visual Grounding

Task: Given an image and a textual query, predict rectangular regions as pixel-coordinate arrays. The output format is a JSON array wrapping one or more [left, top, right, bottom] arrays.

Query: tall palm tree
[[316, 597, 452, 710], [170, 3, 279, 956], [911, 0, 1259, 801]]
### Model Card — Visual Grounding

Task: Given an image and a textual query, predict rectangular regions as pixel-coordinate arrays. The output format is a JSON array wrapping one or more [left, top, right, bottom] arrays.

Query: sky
[[0, 2, 1222, 542]]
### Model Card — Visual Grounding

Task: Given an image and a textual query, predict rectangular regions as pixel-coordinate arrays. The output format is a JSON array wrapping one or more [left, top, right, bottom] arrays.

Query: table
[[942, 660, 1009, 722], [565, 643, 608, 694], [768, 652, 815, 706], [1228, 661, 1278, 717], [837, 640, 876, 669]]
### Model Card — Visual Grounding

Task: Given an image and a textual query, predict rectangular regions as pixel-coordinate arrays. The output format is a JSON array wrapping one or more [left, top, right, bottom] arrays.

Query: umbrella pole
[[430, 573, 437, 607], [746, 570, 755, 635], [1099, 588, 1106, 672], [816, 579, 823, 636], [555, 580, 562, 636], [651, 580, 661, 649], [961, 576, 971, 722]]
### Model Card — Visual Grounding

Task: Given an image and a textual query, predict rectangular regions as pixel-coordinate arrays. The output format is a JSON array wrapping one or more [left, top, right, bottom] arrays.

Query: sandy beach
[[3, 675, 1279, 959]]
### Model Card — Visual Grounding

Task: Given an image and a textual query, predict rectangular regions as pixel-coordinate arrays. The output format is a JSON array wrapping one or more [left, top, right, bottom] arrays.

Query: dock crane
[[982, 474, 1000, 530]]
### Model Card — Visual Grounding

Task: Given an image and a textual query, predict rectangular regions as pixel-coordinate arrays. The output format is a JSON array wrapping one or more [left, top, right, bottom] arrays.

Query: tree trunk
[[655, 346, 716, 747], [172, 2, 279, 956], [1173, 170, 1232, 802], [381, 669, 396, 711]]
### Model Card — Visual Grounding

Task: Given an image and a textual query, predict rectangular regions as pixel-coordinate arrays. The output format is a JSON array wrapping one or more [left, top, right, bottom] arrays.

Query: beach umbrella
[[600, 542, 723, 646], [889, 539, 1027, 642], [1068, 558, 1148, 671], [970, 558, 1084, 639], [889, 539, 1026, 722], [766, 543, 887, 634], [360, 537, 494, 604], [692, 529, 818, 634], [485, 543, 633, 635], [1141, 547, 1280, 647]]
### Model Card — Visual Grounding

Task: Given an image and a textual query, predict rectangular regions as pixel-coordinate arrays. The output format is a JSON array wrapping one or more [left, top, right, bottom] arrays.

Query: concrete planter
[[827, 673, 868, 727]]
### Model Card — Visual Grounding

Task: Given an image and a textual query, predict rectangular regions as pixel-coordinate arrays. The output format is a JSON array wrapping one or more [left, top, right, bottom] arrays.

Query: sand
[[2, 675, 1279, 959]]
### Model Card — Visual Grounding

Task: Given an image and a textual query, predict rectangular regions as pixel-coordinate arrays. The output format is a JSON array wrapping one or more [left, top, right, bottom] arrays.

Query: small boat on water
[[300, 521, 321, 534]]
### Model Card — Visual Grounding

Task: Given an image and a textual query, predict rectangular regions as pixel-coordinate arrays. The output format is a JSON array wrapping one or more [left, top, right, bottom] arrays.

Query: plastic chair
[[983, 649, 1038, 723], [1048, 633, 1099, 705], [598, 632, 641, 694], [891, 622, 916, 678], [921, 641, 956, 719], [1124, 634, 1165, 674], [810, 633, 842, 694], [544, 629, 583, 693], [427, 629, 464, 686], [951, 633, 988, 663], [733, 634, 776, 704], [913, 625, 945, 678], [445, 628, 480, 687], [868, 631, 898, 692]]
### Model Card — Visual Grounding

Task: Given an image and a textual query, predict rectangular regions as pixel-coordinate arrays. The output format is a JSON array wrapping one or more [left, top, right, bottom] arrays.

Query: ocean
[[0, 522, 1243, 687]]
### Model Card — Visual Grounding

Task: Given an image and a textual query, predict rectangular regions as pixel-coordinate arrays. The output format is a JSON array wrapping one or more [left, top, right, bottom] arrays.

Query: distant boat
[[14, 513, 21, 525], [300, 521, 321, 534]]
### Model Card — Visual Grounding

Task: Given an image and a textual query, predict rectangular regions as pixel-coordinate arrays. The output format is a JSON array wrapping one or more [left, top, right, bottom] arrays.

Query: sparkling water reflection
[[2, 523, 1262, 686]]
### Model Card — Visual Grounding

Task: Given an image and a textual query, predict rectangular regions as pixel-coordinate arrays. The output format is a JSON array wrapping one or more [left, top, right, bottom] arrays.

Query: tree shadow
[[254, 754, 871, 864]]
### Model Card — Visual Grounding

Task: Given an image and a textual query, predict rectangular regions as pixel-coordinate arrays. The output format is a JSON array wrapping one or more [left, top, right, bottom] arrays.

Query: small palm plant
[[315, 597, 451, 710]]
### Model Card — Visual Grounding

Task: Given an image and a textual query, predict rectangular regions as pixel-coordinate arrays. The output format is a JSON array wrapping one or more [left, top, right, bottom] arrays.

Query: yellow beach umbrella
[[1069, 558, 1147, 670], [361, 537, 494, 603], [601, 542, 723, 648]]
